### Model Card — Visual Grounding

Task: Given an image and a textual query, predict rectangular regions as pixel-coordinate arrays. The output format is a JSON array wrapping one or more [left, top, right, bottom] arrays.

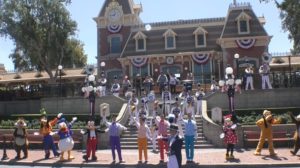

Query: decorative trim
[[107, 24, 122, 33], [235, 38, 256, 49], [192, 53, 210, 64], [131, 57, 148, 67], [166, 56, 174, 64], [262, 52, 272, 63]]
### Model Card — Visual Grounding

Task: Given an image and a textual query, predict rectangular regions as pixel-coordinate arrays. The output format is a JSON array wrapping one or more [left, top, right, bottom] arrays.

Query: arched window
[[133, 31, 147, 52]]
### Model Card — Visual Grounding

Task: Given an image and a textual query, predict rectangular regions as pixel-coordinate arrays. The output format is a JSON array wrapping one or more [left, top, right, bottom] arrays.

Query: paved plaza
[[1, 148, 300, 167]]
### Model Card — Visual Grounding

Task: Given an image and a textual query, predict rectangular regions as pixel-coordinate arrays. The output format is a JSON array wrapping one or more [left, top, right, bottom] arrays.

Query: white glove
[[72, 117, 77, 122], [124, 127, 128, 131], [80, 129, 85, 135], [50, 131, 57, 136], [57, 113, 63, 118]]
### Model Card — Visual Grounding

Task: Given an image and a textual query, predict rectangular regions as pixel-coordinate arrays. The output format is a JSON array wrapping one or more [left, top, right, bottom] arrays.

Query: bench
[[0, 132, 83, 150], [243, 130, 294, 148]]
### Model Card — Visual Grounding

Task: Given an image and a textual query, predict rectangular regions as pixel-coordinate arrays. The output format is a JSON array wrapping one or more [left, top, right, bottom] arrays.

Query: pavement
[[1, 148, 300, 167]]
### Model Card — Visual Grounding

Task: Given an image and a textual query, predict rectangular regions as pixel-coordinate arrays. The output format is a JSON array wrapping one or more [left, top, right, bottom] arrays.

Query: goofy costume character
[[82, 120, 105, 161], [40, 113, 61, 159]]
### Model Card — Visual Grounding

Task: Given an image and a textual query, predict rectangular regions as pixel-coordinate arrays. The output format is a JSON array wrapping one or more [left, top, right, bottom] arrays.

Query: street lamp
[[58, 65, 63, 113], [100, 61, 106, 72], [234, 53, 240, 78]]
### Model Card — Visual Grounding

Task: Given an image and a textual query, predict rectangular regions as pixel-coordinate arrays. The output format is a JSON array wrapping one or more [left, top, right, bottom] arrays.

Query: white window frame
[[133, 31, 147, 52], [236, 12, 251, 35], [108, 34, 123, 54], [163, 29, 177, 50], [193, 27, 207, 48]]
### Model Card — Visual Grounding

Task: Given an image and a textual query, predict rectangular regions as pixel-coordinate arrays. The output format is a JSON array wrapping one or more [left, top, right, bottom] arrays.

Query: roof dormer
[[163, 29, 177, 50], [133, 31, 147, 51], [235, 11, 252, 34], [193, 27, 208, 48]]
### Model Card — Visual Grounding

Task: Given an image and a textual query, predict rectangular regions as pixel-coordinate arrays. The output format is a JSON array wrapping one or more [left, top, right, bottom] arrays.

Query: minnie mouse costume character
[[222, 116, 237, 159]]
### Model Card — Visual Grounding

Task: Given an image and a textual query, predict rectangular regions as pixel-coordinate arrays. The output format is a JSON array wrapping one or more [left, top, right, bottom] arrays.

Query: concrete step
[[120, 140, 209, 146]]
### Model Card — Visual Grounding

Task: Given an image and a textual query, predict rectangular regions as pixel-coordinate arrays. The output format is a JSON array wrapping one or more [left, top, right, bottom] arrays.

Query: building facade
[[94, 0, 271, 85]]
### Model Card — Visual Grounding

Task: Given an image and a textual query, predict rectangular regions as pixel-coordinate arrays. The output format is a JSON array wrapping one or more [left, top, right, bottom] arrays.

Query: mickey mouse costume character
[[14, 118, 29, 159], [81, 120, 105, 162]]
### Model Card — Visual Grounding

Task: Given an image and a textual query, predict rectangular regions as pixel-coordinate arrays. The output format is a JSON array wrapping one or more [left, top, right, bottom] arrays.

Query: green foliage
[[260, 0, 300, 53], [0, 0, 86, 78]]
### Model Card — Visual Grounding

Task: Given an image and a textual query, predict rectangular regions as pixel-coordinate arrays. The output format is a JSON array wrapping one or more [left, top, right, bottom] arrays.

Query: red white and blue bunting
[[131, 57, 148, 67], [107, 24, 122, 33], [192, 53, 210, 64], [235, 38, 256, 49]]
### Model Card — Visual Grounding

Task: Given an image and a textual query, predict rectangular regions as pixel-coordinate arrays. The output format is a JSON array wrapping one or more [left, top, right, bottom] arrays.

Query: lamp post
[[219, 66, 241, 123], [234, 53, 240, 78], [58, 65, 63, 113], [100, 61, 106, 73]]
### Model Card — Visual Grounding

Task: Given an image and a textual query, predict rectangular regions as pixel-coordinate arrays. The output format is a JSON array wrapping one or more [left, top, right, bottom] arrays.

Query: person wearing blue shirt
[[180, 112, 197, 163]]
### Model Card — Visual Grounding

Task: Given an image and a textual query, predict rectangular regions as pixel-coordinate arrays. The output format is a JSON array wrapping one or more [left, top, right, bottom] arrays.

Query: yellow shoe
[[229, 154, 235, 159], [270, 152, 277, 156], [254, 151, 261, 156], [225, 154, 229, 159]]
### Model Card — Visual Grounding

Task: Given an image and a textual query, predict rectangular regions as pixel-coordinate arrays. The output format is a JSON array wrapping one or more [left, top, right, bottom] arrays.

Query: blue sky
[[0, 0, 291, 71]]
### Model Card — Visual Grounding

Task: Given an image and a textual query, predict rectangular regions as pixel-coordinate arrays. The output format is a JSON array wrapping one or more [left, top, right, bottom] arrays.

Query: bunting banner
[[131, 57, 148, 67], [192, 53, 210, 64], [107, 24, 122, 33], [235, 38, 256, 49]]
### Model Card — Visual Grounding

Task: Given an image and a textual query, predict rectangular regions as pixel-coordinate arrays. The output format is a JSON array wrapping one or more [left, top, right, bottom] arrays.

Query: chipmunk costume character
[[254, 110, 280, 156], [289, 112, 300, 155], [14, 119, 29, 159], [82, 120, 105, 162], [57, 116, 77, 161]]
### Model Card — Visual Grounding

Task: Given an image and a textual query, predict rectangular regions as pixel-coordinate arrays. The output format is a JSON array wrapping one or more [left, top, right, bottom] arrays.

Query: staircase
[[120, 115, 214, 149]]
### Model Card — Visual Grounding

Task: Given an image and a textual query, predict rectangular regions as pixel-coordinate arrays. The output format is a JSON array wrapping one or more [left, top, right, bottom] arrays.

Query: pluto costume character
[[57, 116, 77, 161], [289, 112, 300, 155], [14, 119, 29, 159], [254, 110, 280, 156]]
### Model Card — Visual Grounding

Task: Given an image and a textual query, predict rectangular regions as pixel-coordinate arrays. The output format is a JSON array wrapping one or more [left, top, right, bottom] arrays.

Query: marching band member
[[179, 87, 188, 112], [129, 91, 139, 125], [143, 75, 154, 94], [169, 73, 178, 94], [111, 76, 121, 97], [162, 85, 172, 116], [137, 102, 148, 119], [185, 91, 195, 119], [147, 90, 156, 117], [122, 75, 131, 96], [245, 65, 254, 90], [195, 85, 205, 117], [141, 90, 149, 113], [150, 118, 159, 152], [157, 71, 168, 94], [171, 97, 184, 137], [259, 63, 273, 90], [98, 71, 107, 97]]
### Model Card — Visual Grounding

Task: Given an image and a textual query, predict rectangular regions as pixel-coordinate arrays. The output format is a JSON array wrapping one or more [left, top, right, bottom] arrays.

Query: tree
[[260, 0, 300, 54], [0, 0, 87, 81]]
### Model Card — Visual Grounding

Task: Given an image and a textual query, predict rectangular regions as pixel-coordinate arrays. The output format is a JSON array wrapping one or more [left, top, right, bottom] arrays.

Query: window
[[133, 31, 147, 52], [193, 27, 207, 48], [132, 64, 149, 77], [236, 12, 251, 34], [194, 62, 211, 84], [110, 36, 121, 53], [163, 29, 177, 50], [166, 36, 175, 48], [137, 39, 144, 50]]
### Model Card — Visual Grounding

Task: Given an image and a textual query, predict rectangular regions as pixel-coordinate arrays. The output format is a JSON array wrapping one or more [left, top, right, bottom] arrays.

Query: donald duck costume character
[[57, 116, 77, 161]]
